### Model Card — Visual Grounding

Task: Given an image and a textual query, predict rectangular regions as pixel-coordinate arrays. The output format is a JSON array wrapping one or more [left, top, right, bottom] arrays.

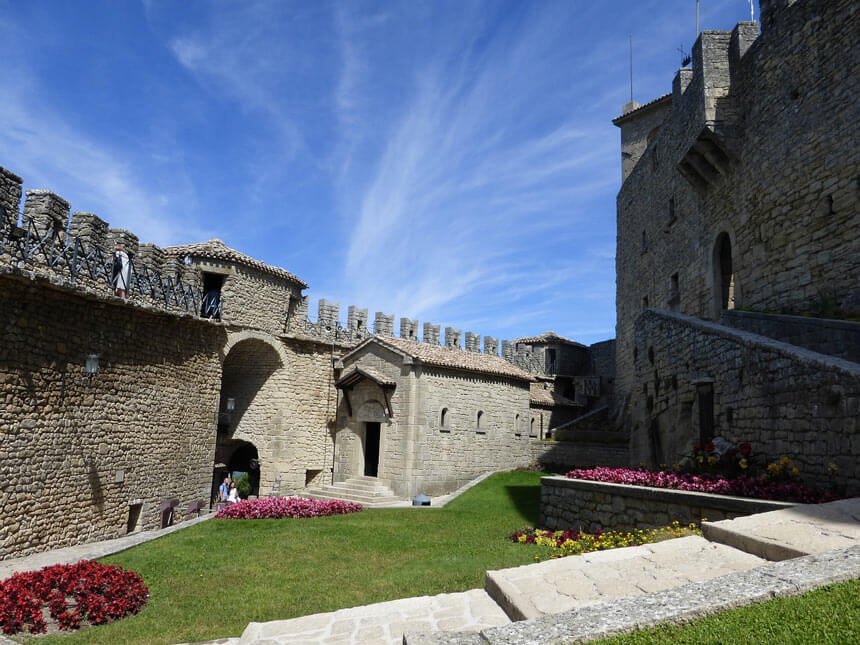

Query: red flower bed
[[566, 467, 839, 504], [215, 496, 363, 519], [0, 561, 148, 636]]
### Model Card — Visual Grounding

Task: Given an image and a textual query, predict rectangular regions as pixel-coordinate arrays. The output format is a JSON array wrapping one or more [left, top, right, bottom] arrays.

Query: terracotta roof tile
[[513, 330, 586, 348], [164, 239, 307, 287], [529, 382, 581, 407], [612, 93, 672, 125], [375, 336, 532, 381]]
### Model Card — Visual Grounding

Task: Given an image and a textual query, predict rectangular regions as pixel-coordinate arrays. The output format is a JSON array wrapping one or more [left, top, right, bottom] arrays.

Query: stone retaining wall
[[529, 434, 629, 471], [539, 475, 794, 532]]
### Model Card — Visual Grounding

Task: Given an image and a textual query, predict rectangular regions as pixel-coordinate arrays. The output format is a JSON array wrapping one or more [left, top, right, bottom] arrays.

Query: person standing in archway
[[219, 476, 230, 503]]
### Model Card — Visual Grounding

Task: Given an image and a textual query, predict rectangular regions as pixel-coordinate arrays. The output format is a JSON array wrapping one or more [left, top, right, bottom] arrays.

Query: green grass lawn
[[593, 578, 860, 644], [34, 470, 545, 645]]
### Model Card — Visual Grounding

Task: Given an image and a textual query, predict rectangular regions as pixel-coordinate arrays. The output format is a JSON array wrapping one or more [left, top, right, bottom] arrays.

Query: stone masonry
[[613, 0, 859, 486]]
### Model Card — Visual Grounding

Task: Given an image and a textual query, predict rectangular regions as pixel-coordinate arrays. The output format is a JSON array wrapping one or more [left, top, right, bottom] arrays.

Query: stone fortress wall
[[613, 0, 859, 492], [0, 170, 226, 559], [0, 162, 615, 559]]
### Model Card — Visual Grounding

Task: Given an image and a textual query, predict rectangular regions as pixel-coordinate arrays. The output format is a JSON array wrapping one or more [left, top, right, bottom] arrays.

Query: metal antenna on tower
[[629, 34, 633, 102], [697, 0, 700, 36]]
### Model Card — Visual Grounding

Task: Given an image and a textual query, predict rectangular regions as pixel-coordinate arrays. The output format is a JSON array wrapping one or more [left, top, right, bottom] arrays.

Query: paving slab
[[702, 497, 860, 561], [406, 545, 860, 645], [485, 535, 765, 621], [238, 589, 509, 644]]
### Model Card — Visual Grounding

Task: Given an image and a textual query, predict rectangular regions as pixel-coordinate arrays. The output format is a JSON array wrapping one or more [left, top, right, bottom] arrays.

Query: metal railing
[[0, 211, 209, 317]]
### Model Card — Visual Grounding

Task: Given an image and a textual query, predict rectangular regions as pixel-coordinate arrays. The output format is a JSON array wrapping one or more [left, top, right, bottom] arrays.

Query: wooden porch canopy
[[335, 366, 396, 418]]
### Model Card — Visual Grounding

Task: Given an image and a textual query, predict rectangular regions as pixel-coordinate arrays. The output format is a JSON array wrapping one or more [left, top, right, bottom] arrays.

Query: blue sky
[[0, 1, 757, 346]]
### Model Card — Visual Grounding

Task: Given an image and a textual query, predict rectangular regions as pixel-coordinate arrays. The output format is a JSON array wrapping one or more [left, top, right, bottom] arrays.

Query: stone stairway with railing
[[303, 475, 403, 507]]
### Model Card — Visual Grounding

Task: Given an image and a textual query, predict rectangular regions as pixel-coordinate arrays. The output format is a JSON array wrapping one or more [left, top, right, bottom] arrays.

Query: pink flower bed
[[566, 467, 839, 504], [215, 496, 363, 519], [0, 561, 148, 635]]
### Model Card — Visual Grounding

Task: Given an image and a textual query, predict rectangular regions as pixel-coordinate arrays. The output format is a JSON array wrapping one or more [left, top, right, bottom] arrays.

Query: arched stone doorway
[[713, 232, 735, 315], [214, 334, 284, 500]]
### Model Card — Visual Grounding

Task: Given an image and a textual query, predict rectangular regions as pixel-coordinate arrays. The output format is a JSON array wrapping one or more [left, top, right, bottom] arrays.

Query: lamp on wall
[[85, 354, 99, 388], [226, 397, 236, 412]]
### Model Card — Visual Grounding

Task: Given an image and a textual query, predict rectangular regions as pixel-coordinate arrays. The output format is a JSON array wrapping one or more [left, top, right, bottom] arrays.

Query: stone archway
[[214, 333, 285, 499]]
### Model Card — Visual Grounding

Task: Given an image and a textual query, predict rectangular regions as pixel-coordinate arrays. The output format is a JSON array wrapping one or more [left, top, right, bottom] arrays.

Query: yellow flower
[[780, 456, 791, 466], [828, 462, 839, 476], [697, 455, 704, 463], [707, 456, 717, 465], [739, 458, 748, 469], [791, 467, 799, 476]]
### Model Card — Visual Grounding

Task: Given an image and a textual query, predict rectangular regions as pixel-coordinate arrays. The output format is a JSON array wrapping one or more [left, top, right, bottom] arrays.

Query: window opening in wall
[[641, 229, 647, 253], [713, 232, 735, 314], [529, 417, 537, 438], [201, 272, 224, 319], [440, 408, 450, 432], [127, 502, 142, 534], [476, 410, 485, 434], [514, 413, 521, 437], [305, 469, 322, 487], [669, 272, 680, 311], [668, 196, 676, 225], [545, 348, 557, 375]]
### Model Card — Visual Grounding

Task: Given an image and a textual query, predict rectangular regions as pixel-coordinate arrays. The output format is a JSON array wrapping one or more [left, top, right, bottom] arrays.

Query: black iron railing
[[0, 211, 211, 317]]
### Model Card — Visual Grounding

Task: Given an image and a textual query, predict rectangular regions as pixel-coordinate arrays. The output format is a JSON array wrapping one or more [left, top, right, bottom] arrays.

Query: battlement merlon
[[444, 327, 461, 349], [465, 332, 481, 352], [347, 306, 368, 331], [423, 322, 440, 345], [400, 318, 418, 341], [374, 312, 394, 337]]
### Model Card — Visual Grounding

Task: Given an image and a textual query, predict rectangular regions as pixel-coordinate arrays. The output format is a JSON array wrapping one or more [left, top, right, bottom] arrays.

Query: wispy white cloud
[[0, 71, 205, 245]]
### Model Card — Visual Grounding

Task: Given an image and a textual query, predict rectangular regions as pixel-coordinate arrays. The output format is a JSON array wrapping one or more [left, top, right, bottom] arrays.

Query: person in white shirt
[[227, 481, 240, 503]]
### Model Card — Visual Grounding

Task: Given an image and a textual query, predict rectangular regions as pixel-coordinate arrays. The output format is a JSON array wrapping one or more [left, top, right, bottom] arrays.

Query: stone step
[[332, 479, 396, 494], [701, 497, 860, 561], [238, 589, 510, 644], [302, 489, 401, 507], [485, 535, 766, 621]]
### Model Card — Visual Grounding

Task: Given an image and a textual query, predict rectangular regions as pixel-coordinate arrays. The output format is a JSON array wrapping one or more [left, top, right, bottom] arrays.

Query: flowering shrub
[[215, 496, 362, 519], [510, 521, 700, 560], [687, 439, 754, 476], [566, 466, 839, 504], [0, 561, 148, 635]]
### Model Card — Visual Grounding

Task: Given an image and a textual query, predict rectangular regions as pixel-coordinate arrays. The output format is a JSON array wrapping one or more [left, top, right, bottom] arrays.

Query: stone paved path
[[485, 535, 765, 620], [0, 513, 213, 580], [238, 589, 510, 645], [702, 496, 860, 560]]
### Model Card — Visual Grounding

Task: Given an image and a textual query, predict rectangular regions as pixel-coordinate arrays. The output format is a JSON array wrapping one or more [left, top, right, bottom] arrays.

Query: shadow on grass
[[505, 485, 542, 526]]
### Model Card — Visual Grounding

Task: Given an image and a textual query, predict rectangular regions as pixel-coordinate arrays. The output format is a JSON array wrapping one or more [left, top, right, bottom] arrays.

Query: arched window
[[713, 232, 735, 315], [515, 413, 521, 437], [530, 417, 536, 437], [476, 410, 484, 429], [440, 408, 448, 428]]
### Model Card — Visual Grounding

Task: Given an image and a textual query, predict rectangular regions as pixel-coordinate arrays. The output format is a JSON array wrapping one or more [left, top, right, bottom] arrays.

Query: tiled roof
[[529, 382, 580, 407], [164, 239, 307, 287], [336, 365, 396, 388], [612, 93, 672, 125], [514, 331, 586, 348], [374, 336, 532, 381]]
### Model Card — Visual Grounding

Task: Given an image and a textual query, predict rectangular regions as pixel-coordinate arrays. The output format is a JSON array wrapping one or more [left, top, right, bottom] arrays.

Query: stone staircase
[[303, 475, 402, 507], [215, 498, 859, 645]]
